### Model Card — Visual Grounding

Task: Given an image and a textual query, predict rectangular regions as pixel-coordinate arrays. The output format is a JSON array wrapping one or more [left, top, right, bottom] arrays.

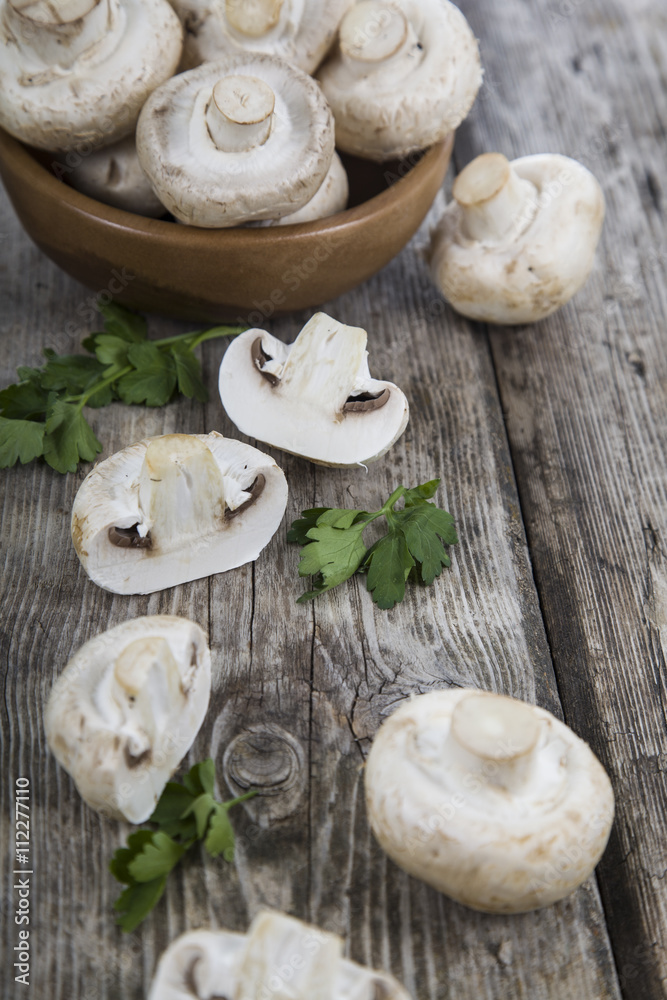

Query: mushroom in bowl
[[71, 432, 288, 594], [429, 152, 605, 324], [317, 0, 482, 161], [136, 53, 335, 227], [45, 615, 211, 823], [0, 0, 183, 151], [364, 688, 615, 913], [58, 133, 166, 217], [218, 312, 409, 466], [149, 909, 411, 999], [172, 0, 354, 74]]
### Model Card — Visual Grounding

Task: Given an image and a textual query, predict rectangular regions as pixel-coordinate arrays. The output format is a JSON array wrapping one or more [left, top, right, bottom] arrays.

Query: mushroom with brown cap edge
[[71, 432, 288, 595], [136, 53, 335, 228], [148, 909, 411, 999], [44, 615, 211, 823], [428, 152, 606, 324], [317, 0, 482, 162], [172, 0, 354, 74], [218, 312, 409, 467], [0, 0, 183, 152], [364, 687, 615, 913]]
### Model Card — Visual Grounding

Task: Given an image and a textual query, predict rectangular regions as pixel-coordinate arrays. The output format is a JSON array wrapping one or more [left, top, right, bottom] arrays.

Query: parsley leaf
[[109, 758, 256, 932], [290, 480, 458, 609], [0, 303, 245, 472]]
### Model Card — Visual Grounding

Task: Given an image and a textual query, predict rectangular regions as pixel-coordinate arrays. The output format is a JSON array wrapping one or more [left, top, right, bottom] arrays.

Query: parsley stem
[[382, 486, 406, 512], [152, 325, 246, 350], [71, 365, 134, 408], [226, 789, 259, 807]]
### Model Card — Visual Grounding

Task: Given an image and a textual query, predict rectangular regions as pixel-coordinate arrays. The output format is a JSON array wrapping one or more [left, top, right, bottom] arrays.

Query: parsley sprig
[[288, 479, 458, 609], [110, 759, 256, 933], [0, 303, 244, 473]]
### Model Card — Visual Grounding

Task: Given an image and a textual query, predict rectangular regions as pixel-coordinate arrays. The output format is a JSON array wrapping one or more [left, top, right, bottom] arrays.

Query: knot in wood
[[223, 724, 305, 823]]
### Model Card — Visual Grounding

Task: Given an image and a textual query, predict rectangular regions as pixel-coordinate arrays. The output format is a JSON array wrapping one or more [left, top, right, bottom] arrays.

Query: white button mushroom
[[172, 0, 354, 75], [364, 688, 615, 913], [0, 0, 183, 152], [429, 152, 606, 324], [44, 615, 211, 823], [317, 0, 482, 162], [136, 54, 335, 228], [71, 432, 288, 595], [253, 151, 348, 226], [148, 910, 411, 1000], [58, 134, 166, 217], [218, 313, 409, 467]]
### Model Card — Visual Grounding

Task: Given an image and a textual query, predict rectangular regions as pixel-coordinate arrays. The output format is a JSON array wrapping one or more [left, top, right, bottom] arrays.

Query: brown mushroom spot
[[344, 387, 390, 412], [251, 336, 280, 385], [108, 524, 152, 549], [224, 475, 266, 520], [124, 745, 152, 769]]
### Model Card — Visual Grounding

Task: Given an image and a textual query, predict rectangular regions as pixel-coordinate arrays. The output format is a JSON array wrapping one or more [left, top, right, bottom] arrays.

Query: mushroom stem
[[6, 0, 118, 68], [138, 435, 227, 553], [279, 313, 368, 414], [338, 0, 421, 80], [453, 153, 539, 243], [448, 692, 541, 792], [205, 75, 275, 153], [225, 0, 283, 38]]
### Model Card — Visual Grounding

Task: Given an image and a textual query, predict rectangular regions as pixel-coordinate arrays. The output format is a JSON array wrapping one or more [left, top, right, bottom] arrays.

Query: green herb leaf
[[182, 758, 216, 798], [289, 480, 457, 609], [39, 353, 105, 394], [113, 877, 168, 934], [0, 379, 50, 420], [97, 301, 148, 343], [42, 401, 102, 473], [171, 345, 208, 402], [116, 343, 177, 406], [205, 805, 236, 860], [127, 832, 186, 883], [92, 333, 131, 368], [0, 417, 46, 467]]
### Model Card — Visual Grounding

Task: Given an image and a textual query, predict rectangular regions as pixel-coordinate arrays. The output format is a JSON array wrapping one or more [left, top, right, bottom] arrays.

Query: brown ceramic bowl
[[0, 127, 453, 322]]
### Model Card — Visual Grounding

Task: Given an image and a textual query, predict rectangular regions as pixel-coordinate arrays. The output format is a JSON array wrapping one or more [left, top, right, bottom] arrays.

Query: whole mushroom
[[317, 0, 482, 161], [59, 134, 166, 217], [218, 312, 409, 466], [365, 688, 615, 913], [253, 150, 348, 226], [429, 152, 605, 324], [148, 909, 411, 999], [0, 0, 183, 152], [45, 615, 211, 823], [71, 432, 288, 594], [136, 54, 335, 227], [173, 0, 354, 74]]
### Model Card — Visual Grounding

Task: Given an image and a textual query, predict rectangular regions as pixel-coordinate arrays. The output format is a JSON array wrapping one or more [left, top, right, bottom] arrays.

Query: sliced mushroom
[[136, 53, 335, 227], [71, 432, 288, 594], [429, 152, 606, 324], [44, 615, 211, 823], [365, 688, 615, 913], [148, 910, 411, 999], [0, 0, 183, 152], [317, 0, 482, 161], [173, 0, 354, 74], [218, 313, 409, 467], [59, 133, 166, 217]]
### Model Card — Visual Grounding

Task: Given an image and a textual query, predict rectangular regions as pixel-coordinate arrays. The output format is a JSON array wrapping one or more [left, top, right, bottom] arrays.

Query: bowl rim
[[0, 126, 454, 244]]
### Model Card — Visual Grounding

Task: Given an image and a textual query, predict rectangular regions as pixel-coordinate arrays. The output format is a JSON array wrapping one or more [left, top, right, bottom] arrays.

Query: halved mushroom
[[365, 688, 615, 913], [429, 152, 606, 324], [172, 0, 354, 74], [317, 0, 482, 161], [71, 432, 288, 594], [136, 53, 335, 227], [148, 910, 411, 999], [0, 0, 183, 152], [44, 615, 211, 823], [218, 313, 409, 467], [59, 133, 166, 217]]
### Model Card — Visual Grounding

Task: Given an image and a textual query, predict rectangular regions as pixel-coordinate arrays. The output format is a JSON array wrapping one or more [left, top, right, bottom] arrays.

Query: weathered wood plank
[[455, 0, 667, 995]]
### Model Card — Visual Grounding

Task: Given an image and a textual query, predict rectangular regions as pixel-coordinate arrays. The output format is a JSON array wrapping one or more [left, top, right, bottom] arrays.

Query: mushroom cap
[[218, 313, 409, 467], [148, 910, 411, 999], [173, 0, 355, 74], [71, 431, 288, 595], [0, 0, 183, 152], [317, 0, 482, 161], [61, 133, 166, 217], [364, 688, 615, 913], [136, 53, 335, 227], [272, 150, 348, 225], [429, 153, 606, 324], [44, 615, 211, 823]]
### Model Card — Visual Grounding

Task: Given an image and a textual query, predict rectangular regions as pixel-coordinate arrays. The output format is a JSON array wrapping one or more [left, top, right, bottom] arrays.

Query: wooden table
[[2, 0, 666, 996]]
